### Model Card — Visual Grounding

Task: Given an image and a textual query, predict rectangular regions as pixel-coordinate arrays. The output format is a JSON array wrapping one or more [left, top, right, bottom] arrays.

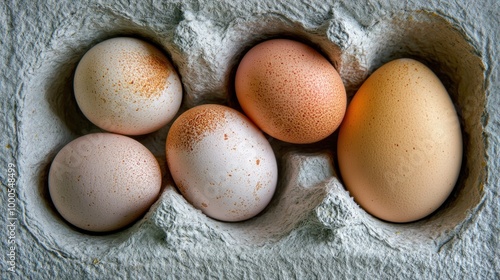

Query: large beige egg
[[235, 39, 346, 144], [48, 133, 162, 232], [166, 104, 278, 222], [337, 58, 463, 223], [74, 37, 182, 135]]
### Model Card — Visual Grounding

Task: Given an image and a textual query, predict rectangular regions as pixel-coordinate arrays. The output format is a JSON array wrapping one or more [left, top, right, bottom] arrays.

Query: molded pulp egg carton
[[1, 0, 498, 279]]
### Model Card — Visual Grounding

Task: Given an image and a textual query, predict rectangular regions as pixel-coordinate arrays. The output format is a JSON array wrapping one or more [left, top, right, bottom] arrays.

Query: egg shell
[[235, 39, 346, 144], [48, 133, 162, 232], [337, 58, 463, 223], [74, 37, 182, 135], [166, 104, 278, 222]]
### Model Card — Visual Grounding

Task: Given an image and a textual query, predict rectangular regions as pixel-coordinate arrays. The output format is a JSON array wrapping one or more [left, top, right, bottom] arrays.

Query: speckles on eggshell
[[167, 104, 226, 151], [118, 50, 171, 99], [165, 104, 278, 222], [235, 39, 347, 144], [73, 37, 182, 135]]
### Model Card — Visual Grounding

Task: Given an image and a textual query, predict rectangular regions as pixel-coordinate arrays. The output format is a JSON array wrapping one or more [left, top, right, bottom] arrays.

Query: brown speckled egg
[[166, 104, 278, 222], [235, 39, 346, 144], [74, 37, 182, 135], [337, 58, 463, 223], [48, 133, 161, 232]]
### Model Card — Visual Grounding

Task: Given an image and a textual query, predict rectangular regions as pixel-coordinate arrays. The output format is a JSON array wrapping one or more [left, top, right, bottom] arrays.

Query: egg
[[337, 58, 463, 223], [166, 104, 278, 222], [48, 133, 162, 232], [74, 37, 182, 135], [235, 39, 346, 144]]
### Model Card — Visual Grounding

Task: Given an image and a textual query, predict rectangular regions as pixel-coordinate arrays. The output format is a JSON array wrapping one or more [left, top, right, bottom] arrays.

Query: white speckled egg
[[48, 133, 162, 232], [166, 104, 278, 222], [74, 37, 182, 135]]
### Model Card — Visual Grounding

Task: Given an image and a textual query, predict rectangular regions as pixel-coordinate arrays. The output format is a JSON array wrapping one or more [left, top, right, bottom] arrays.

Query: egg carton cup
[[1, 0, 498, 279]]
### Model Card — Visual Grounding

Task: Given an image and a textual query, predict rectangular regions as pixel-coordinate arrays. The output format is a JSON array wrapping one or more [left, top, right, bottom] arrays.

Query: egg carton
[[1, 0, 498, 279]]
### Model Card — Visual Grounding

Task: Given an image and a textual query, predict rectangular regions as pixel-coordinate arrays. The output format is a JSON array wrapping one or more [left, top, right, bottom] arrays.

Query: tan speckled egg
[[166, 104, 278, 222], [235, 39, 346, 144], [48, 133, 161, 232], [74, 37, 182, 135], [337, 58, 463, 223]]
